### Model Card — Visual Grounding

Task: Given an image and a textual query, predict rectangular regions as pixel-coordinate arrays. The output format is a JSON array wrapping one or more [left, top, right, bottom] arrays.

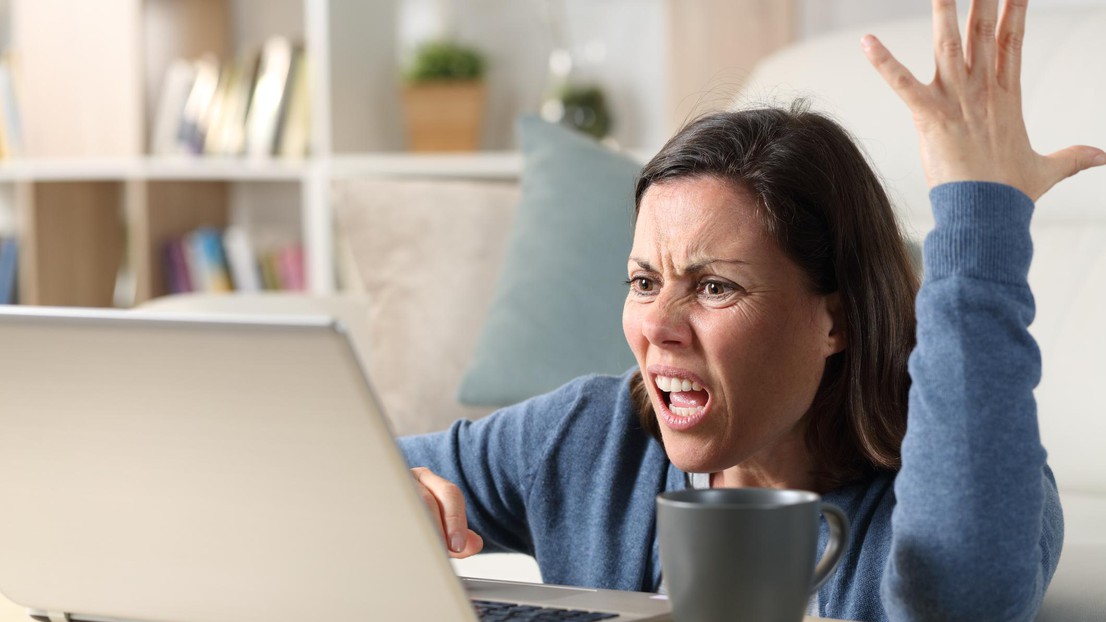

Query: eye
[[626, 276, 658, 296], [697, 279, 739, 299]]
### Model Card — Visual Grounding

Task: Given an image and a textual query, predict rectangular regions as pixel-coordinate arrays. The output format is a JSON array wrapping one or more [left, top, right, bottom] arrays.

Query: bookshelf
[[0, 0, 793, 308], [0, 0, 404, 307]]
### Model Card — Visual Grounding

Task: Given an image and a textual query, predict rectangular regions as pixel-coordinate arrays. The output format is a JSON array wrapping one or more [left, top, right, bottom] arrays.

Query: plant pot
[[401, 80, 486, 152]]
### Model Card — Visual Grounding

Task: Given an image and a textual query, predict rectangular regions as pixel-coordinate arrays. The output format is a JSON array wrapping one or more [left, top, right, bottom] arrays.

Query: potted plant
[[541, 83, 613, 141], [401, 40, 487, 152]]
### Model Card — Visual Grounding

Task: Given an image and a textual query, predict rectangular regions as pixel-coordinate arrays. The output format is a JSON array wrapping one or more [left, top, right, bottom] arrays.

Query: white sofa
[[92, 6, 1105, 622]]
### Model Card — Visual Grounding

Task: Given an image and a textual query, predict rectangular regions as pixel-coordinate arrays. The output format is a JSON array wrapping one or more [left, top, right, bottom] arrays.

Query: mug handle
[[810, 502, 850, 593]]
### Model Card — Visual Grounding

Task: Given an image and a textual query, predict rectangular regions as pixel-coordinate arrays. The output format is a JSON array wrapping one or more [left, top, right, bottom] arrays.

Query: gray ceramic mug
[[656, 488, 849, 622]]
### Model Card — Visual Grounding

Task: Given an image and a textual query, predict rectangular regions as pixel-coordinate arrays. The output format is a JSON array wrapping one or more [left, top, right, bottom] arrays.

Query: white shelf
[[0, 157, 311, 182], [329, 152, 523, 180], [0, 153, 531, 183], [0, 0, 533, 303]]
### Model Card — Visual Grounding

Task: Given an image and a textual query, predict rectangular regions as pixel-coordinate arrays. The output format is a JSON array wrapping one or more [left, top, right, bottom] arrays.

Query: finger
[[412, 467, 471, 554], [932, 0, 967, 83], [862, 35, 930, 111], [965, 0, 1000, 77], [995, 0, 1028, 92], [1042, 146, 1106, 188], [448, 529, 485, 559], [415, 483, 448, 543]]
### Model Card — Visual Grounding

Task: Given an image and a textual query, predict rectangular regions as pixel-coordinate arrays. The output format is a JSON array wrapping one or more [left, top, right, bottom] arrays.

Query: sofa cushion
[[457, 114, 641, 407], [1029, 223, 1106, 496], [332, 179, 520, 434]]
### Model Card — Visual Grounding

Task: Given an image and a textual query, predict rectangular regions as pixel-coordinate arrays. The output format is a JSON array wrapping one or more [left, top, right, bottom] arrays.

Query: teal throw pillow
[[457, 115, 641, 406]]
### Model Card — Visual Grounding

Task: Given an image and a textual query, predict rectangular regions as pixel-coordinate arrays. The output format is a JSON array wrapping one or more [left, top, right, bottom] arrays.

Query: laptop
[[0, 306, 671, 622]]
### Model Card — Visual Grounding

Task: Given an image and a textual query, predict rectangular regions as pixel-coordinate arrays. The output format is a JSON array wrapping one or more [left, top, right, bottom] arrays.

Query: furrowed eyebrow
[[628, 257, 747, 274], [685, 258, 748, 273]]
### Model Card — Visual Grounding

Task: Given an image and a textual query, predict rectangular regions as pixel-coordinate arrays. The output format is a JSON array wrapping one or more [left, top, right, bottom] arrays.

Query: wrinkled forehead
[[633, 176, 771, 255]]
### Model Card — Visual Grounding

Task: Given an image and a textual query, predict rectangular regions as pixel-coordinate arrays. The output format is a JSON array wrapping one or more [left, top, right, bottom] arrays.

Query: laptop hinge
[[45, 612, 70, 622]]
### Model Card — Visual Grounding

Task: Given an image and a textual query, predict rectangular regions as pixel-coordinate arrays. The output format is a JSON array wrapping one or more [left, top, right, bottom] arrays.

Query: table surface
[[0, 594, 851, 622]]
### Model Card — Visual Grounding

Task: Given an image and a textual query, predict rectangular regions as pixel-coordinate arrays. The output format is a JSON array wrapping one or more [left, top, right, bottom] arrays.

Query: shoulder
[[499, 370, 665, 483], [499, 369, 643, 441]]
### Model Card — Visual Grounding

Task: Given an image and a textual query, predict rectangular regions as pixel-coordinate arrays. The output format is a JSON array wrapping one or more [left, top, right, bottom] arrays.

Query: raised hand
[[862, 0, 1105, 202]]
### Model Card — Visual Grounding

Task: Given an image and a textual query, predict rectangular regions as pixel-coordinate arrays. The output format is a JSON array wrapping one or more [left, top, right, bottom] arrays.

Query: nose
[[640, 292, 692, 348]]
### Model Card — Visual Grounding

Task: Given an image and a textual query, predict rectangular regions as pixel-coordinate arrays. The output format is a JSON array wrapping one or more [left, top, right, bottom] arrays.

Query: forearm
[[883, 182, 1059, 620], [400, 412, 535, 555]]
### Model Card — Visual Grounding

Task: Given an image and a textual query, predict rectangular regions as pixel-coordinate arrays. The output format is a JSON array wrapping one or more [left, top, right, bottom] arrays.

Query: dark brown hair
[[631, 102, 918, 487]]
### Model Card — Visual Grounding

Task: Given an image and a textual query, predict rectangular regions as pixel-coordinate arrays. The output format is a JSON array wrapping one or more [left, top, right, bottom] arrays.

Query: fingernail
[[450, 533, 466, 553], [1094, 153, 1106, 166], [861, 35, 875, 50]]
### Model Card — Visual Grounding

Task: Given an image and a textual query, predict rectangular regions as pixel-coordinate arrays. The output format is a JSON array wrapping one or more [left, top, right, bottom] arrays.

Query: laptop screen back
[[0, 307, 473, 622]]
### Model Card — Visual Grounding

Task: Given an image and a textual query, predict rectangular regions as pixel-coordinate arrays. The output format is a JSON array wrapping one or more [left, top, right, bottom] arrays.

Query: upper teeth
[[656, 375, 703, 392]]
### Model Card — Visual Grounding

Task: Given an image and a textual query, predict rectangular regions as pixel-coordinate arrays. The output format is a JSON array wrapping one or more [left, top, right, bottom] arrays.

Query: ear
[[823, 292, 847, 356]]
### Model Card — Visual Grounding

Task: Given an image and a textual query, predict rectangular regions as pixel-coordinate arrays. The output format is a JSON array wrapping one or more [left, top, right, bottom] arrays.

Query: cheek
[[728, 306, 829, 404], [706, 305, 820, 384], [702, 305, 769, 357], [621, 300, 644, 359]]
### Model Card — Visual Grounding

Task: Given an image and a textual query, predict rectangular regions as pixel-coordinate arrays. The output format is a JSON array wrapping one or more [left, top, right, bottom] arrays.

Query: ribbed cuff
[[925, 182, 1034, 285]]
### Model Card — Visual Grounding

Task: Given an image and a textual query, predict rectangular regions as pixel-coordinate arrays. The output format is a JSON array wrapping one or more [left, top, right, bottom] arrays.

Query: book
[[222, 226, 262, 292], [178, 54, 221, 155], [244, 36, 294, 158], [276, 45, 310, 158], [163, 226, 304, 294], [0, 237, 18, 304], [203, 53, 257, 157], [258, 249, 282, 291], [199, 60, 235, 155], [162, 236, 193, 294], [151, 59, 197, 156], [275, 243, 305, 291], [187, 227, 233, 292], [0, 56, 24, 159]]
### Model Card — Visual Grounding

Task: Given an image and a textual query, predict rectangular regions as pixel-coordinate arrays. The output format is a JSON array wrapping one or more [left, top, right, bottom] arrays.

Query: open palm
[[862, 0, 1104, 202]]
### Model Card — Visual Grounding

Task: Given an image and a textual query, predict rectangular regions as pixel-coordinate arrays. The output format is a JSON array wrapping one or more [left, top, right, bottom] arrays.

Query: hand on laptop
[[412, 467, 484, 558]]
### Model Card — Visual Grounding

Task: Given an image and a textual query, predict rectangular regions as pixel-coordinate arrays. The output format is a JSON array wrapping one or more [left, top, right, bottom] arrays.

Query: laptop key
[[471, 600, 619, 620]]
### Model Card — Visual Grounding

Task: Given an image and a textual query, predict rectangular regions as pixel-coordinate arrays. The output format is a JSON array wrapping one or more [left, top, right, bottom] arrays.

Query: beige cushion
[[332, 179, 521, 435]]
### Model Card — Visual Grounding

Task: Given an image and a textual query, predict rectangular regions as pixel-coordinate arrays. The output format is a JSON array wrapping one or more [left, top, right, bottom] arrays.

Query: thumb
[[448, 529, 484, 559], [1044, 145, 1106, 186]]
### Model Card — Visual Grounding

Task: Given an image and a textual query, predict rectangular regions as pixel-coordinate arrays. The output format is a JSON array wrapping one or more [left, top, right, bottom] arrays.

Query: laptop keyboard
[[472, 599, 619, 621]]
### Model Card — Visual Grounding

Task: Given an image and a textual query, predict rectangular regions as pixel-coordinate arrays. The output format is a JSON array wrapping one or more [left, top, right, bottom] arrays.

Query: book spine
[[276, 244, 305, 291], [245, 36, 294, 158], [223, 226, 262, 292], [162, 237, 193, 294], [183, 230, 210, 291], [0, 58, 24, 158], [258, 250, 281, 290], [0, 237, 18, 304], [195, 227, 233, 292]]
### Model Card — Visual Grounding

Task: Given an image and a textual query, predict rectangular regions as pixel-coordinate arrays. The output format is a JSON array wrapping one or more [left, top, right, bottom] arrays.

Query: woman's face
[[622, 176, 845, 478]]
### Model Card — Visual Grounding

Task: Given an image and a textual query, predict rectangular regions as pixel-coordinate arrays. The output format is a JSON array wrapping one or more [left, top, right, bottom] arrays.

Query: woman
[[402, 0, 1105, 619]]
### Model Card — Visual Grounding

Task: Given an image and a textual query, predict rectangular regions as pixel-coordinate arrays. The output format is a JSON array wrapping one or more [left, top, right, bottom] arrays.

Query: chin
[[657, 426, 739, 475]]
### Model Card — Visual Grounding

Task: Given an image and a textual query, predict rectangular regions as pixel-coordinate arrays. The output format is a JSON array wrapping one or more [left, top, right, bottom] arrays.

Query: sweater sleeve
[[396, 389, 564, 556], [882, 182, 1063, 620], [396, 373, 675, 590]]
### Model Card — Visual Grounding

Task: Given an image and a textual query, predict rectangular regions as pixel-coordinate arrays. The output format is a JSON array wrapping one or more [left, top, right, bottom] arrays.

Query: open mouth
[[654, 374, 710, 430]]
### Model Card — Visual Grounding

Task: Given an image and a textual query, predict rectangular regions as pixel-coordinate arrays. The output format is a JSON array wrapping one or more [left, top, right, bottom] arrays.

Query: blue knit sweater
[[400, 182, 1062, 621]]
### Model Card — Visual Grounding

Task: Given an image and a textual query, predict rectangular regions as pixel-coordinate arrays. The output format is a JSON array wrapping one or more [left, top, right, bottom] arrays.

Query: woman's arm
[[399, 391, 557, 558], [397, 373, 651, 564], [886, 180, 1061, 619], [863, 0, 1103, 618]]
